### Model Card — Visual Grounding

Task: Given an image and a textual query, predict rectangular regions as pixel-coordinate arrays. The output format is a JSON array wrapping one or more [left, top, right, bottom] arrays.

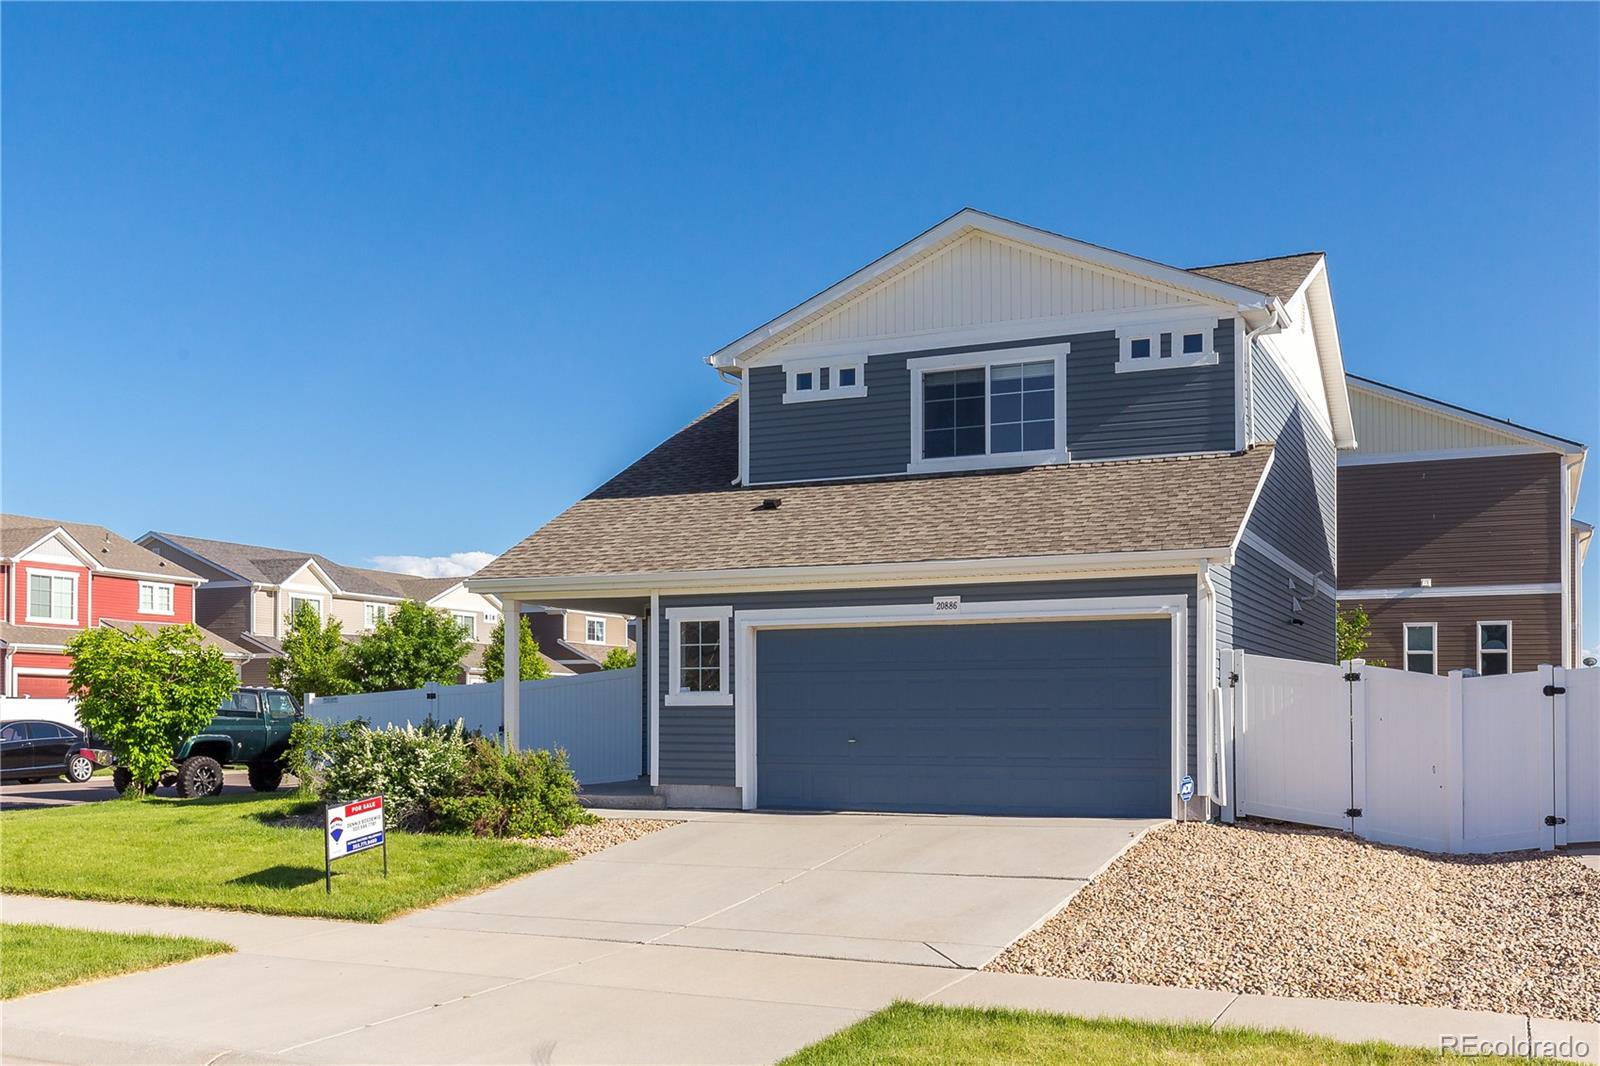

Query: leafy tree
[[67, 624, 239, 794], [600, 646, 637, 670], [1336, 606, 1385, 667], [270, 601, 357, 701], [345, 600, 473, 692], [483, 615, 550, 682]]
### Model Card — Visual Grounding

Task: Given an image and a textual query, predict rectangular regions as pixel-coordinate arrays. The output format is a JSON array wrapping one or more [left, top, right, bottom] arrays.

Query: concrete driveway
[[403, 809, 1159, 969]]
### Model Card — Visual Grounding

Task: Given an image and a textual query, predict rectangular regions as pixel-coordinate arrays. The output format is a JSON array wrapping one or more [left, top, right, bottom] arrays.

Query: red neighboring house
[[0, 514, 249, 696]]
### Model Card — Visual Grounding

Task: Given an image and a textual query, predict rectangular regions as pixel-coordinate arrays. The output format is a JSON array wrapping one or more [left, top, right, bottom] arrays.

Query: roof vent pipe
[[760, 498, 782, 511]]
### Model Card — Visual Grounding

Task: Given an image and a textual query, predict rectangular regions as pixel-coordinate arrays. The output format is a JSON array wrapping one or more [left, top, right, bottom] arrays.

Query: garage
[[13, 675, 71, 699], [754, 619, 1173, 816]]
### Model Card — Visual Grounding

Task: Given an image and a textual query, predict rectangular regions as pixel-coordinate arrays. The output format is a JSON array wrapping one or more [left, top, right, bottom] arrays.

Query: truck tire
[[65, 753, 95, 783], [112, 767, 134, 794], [246, 761, 284, 792], [176, 756, 224, 798]]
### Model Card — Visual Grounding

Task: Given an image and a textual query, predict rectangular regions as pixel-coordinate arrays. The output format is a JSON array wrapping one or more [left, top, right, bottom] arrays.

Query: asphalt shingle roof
[[148, 533, 467, 601], [1189, 253, 1324, 302], [1, 515, 201, 581], [477, 399, 1274, 582]]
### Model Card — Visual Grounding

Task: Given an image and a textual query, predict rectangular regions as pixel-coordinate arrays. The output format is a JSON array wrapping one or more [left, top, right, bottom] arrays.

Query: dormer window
[[907, 344, 1069, 474], [1116, 321, 1218, 373], [783, 359, 867, 403]]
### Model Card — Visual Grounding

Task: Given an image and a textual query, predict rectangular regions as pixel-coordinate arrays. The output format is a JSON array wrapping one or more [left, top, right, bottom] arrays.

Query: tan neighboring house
[[521, 605, 637, 675], [1338, 376, 1589, 674]]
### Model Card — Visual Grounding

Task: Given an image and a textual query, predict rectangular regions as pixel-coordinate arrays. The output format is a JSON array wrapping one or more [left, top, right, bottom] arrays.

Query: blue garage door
[[755, 619, 1171, 816]]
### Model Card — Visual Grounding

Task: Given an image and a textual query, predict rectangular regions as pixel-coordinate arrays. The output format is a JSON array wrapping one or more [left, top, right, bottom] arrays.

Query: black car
[[0, 720, 113, 784]]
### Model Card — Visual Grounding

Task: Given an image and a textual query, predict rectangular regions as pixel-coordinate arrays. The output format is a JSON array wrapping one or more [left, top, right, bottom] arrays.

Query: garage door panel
[[756, 620, 1171, 816]]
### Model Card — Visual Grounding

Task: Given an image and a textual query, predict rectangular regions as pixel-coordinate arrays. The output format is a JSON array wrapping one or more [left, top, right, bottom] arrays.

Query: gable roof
[[1, 514, 202, 582], [1189, 253, 1326, 302], [143, 533, 478, 602], [707, 208, 1281, 368], [1346, 374, 1587, 455], [473, 398, 1275, 591]]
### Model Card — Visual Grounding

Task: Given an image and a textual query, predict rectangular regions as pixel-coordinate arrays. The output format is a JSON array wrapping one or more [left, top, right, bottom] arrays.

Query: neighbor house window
[[585, 616, 607, 643], [288, 596, 321, 622], [364, 603, 390, 629], [1403, 623, 1437, 675], [1477, 622, 1511, 676], [665, 606, 732, 706], [908, 347, 1066, 472], [1115, 321, 1218, 373], [452, 611, 475, 639], [783, 360, 867, 403], [138, 581, 175, 616], [26, 571, 77, 623]]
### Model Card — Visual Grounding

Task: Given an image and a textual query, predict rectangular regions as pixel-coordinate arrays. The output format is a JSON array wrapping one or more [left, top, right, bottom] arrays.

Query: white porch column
[[502, 599, 520, 750]]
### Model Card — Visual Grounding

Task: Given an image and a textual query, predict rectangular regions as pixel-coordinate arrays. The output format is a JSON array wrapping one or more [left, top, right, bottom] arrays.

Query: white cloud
[[368, 551, 497, 578]]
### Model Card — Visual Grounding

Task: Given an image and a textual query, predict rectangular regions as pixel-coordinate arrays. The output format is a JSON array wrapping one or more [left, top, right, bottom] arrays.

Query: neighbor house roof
[[0, 619, 249, 659], [1, 515, 202, 582], [145, 533, 475, 602], [475, 399, 1274, 585], [1189, 253, 1326, 303], [96, 619, 252, 660]]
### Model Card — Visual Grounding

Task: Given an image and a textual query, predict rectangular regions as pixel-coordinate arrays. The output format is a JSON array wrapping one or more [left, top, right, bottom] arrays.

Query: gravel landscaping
[[989, 821, 1600, 1023], [533, 816, 683, 858]]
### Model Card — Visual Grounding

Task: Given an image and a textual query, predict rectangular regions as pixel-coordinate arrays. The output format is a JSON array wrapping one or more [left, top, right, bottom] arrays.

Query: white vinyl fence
[[0, 696, 81, 730], [306, 668, 642, 786], [1228, 653, 1598, 854]]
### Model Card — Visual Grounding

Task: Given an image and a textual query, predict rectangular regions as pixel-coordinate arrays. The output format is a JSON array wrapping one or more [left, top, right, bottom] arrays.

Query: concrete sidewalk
[[3, 894, 1594, 1065]]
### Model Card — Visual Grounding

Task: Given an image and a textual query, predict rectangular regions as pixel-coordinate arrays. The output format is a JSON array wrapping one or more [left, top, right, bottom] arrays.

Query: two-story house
[[470, 210, 1355, 817], [1337, 376, 1588, 675], [0, 515, 251, 695], [136, 532, 634, 684], [522, 605, 638, 674]]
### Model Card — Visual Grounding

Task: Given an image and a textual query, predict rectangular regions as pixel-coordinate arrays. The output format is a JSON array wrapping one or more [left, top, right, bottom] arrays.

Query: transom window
[[585, 616, 607, 643], [1116, 320, 1218, 373], [783, 359, 867, 403], [1477, 622, 1511, 676], [1403, 623, 1436, 675], [665, 606, 732, 706], [138, 582, 175, 615], [26, 571, 77, 623], [909, 346, 1066, 472]]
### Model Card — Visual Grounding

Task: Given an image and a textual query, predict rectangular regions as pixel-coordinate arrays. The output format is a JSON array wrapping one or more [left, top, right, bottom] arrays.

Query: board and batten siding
[[747, 320, 1237, 484], [1338, 453, 1562, 590], [656, 575, 1200, 789]]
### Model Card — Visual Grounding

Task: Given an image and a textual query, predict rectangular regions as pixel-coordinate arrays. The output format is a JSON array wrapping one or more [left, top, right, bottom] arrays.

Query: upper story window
[[907, 344, 1069, 474], [585, 616, 607, 643], [783, 359, 867, 404], [452, 611, 475, 639], [1477, 622, 1511, 676], [665, 605, 732, 706], [138, 582, 175, 615], [1115, 320, 1217, 373], [26, 571, 77, 624], [365, 603, 390, 629], [1403, 622, 1436, 675], [288, 595, 322, 622]]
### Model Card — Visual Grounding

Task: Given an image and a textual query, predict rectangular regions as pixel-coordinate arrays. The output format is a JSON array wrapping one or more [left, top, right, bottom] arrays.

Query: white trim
[[23, 568, 79, 625], [664, 605, 732, 707], [1345, 377, 1585, 456], [737, 373, 751, 487], [1402, 621, 1438, 675], [1256, 332, 1336, 439], [137, 581, 175, 616], [469, 549, 1225, 600], [906, 344, 1069, 475], [1237, 531, 1336, 599], [1114, 320, 1218, 374], [1338, 445, 1552, 467], [1560, 455, 1574, 667], [1476, 619, 1513, 675], [782, 358, 867, 404], [1338, 583, 1560, 602], [584, 615, 607, 644], [709, 208, 1272, 368], [648, 592, 660, 786], [731, 594, 1189, 814], [9, 528, 97, 570], [1232, 317, 1246, 452]]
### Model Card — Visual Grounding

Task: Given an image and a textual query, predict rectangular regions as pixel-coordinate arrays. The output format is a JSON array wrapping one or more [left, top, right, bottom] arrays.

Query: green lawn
[[781, 1003, 1564, 1066], [0, 793, 567, 921], [2, 923, 231, 999]]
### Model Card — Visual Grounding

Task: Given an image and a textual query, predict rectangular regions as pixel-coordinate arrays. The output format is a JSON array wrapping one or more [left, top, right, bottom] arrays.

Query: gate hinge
[[1228, 672, 1239, 687], [1346, 807, 1363, 818], [1545, 815, 1567, 827], [1543, 685, 1566, 696], [1343, 672, 1362, 682]]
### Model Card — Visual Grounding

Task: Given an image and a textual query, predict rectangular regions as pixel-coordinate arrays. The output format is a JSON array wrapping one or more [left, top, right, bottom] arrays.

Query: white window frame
[[1477, 620, 1513, 675], [137, 581, 175, 616], [664, 605, 732, 707], [287, 594, 323, 622], [364, 602, 391, 629], [1402, 622, 1438, 675], [906, 344, 1070, 474], [452, 611, 475, 640], [585, 616, 607, 643], [1115, 320, 1217, 373], [782, 357, 867, 404], [25, 570, 78, 624]]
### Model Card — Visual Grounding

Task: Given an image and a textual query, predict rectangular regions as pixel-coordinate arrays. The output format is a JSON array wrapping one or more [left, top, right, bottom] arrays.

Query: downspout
[[1239, 300, 1289, 446], [1197, 566, 1220, 812]]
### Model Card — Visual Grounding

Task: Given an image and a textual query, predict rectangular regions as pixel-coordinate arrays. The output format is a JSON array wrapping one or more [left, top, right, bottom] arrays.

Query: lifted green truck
[[113, 687, 301, 797]]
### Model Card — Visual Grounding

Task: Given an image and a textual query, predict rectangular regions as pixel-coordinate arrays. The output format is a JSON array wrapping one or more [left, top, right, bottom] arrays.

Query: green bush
[[431, 738, 594, 839], [292, 718, 470, 827]]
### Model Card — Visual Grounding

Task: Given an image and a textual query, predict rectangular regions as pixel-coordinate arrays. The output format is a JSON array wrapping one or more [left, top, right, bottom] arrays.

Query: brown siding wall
[[1338, 453, 1561, 588], [196, 585, 250, 640], [1347, 593, 1561, 675]]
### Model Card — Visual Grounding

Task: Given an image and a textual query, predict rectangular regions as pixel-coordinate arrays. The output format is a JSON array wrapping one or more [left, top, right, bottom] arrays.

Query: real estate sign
[[324, 795, 386, 892]]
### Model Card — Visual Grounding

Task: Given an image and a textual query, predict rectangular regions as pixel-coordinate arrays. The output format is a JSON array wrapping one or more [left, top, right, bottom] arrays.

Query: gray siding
[[656, 575, 1198, 787], [1246, 344, 1337, 578], [196, 585, 249, 640], [746, 321, 1237, 484], [1212, 544, 1336, 665]]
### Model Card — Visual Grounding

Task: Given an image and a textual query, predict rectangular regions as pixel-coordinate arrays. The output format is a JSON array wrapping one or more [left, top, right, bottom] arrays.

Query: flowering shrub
[[431, 739, 593, 838]]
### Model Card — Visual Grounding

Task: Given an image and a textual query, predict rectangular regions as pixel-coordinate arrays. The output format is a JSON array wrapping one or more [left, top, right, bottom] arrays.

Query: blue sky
[[4, 4, 1597, 644]]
